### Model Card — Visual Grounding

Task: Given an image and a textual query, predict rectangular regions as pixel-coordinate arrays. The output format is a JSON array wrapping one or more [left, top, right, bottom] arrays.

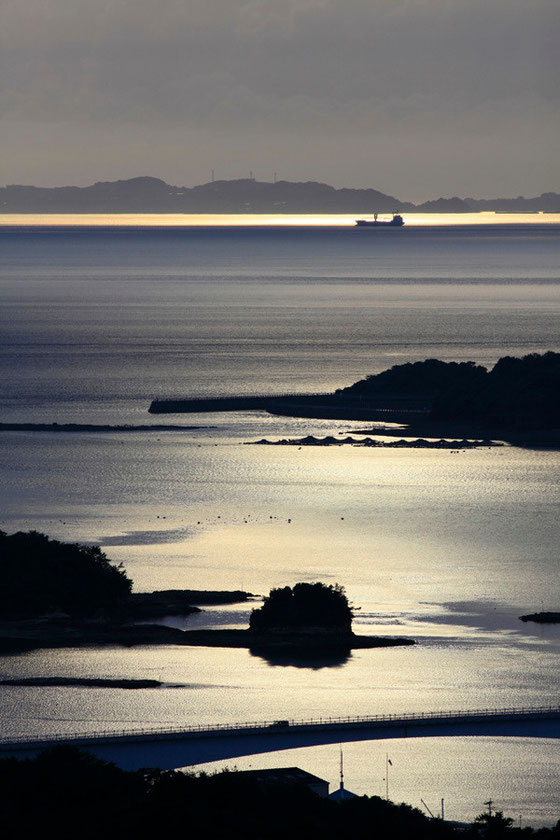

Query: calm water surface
[[0, 221, 558, 824]]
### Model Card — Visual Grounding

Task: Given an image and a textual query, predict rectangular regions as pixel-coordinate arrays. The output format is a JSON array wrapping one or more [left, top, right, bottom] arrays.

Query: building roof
[[234, 767, 329, 787], [329, 786, 360, 801]]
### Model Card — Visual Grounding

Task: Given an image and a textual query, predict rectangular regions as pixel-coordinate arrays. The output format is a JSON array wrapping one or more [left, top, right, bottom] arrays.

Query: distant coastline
[[1, 176, 559, 213]]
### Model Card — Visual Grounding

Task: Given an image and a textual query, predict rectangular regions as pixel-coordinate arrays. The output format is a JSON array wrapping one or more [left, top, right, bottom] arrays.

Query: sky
[[1, 0, 558, 201]]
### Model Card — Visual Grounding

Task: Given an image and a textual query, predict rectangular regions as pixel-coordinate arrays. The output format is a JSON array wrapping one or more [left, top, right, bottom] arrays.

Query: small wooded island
[[183, 582, 413, 657], [0, 532, 413, 658]]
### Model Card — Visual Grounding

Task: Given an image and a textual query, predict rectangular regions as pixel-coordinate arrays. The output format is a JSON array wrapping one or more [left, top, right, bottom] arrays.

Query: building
[[233, 767, 330, 798]]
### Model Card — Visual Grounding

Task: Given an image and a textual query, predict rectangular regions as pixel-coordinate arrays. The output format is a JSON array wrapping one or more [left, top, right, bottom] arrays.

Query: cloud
[[1, 0, 558, 194]]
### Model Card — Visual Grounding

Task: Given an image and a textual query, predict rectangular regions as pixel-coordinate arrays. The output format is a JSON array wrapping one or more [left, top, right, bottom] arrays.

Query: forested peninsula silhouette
[[2, 176, 559, 212], [152, 352, 560, 445], [337, 352, 560, 432]]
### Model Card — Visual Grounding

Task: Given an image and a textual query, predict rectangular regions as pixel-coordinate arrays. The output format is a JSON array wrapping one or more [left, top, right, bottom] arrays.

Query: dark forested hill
[[337, 353, 560, 431], [431, 352, 560, 429], [1, 176, 558, 212]]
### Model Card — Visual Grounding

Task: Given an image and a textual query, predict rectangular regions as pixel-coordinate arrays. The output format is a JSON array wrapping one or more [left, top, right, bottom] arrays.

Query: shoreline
[[520, 612, 560, 624], [0, 621, 414, 655], [126, 588, 256, 621], [0, 588, 258, 652], [0, 423, 211, 433], [0, 677, 164, 689], [177, 629, 415, 651]]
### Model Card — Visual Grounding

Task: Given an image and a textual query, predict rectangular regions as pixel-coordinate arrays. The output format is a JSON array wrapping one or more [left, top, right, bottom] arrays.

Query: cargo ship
[[355, 213, 404, 227]]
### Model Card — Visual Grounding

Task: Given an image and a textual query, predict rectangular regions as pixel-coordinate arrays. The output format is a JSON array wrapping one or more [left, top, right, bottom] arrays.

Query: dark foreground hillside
[[1, 748, 558, 840]]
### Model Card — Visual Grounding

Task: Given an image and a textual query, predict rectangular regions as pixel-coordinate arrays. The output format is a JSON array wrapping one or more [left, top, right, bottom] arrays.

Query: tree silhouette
[[0, 531, 131, 618], [249, 582, 353, 632], [473, 811, 515, 838]]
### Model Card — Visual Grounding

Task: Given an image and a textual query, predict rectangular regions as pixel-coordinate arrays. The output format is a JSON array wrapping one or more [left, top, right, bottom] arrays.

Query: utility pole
[[484, 800, 493, 817], [441, 799, 445, 821]]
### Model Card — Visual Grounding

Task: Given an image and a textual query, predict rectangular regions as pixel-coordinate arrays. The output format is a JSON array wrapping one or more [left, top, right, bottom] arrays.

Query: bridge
[[1, 706, 558, 771]]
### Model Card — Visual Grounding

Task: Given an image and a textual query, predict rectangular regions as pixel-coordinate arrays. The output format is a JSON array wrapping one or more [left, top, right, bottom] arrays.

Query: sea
[[0, 214, 559, 825]]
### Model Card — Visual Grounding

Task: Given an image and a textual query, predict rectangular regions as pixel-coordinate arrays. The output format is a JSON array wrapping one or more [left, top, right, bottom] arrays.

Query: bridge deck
[[2, 705, 558, 754]]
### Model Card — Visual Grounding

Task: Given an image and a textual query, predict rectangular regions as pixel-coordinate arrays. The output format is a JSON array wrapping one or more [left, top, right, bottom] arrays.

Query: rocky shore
[[125, 588, 255, 621], [519, 611, 560, 624], [0, 588, 257, 653], [0, 677, 164, 689], [249, 434, 499, 449], [0, 423, 209, 433], [178, 629, 415, 651], [0, 619, 414, 655], [0, 618, 194, 653]]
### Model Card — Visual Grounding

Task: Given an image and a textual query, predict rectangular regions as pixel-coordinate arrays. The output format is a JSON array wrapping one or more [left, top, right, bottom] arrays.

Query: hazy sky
[[2, 0, 558, 199]]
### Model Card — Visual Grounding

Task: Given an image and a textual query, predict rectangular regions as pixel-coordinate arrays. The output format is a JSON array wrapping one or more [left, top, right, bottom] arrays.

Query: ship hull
[[355, 218, 404, 227]]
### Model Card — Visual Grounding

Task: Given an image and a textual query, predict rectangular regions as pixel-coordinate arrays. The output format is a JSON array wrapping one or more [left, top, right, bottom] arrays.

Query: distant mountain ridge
[[1, 176, 559, 213]]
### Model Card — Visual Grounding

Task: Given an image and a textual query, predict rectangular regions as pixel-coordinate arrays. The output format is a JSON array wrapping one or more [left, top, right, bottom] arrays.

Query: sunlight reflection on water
[[0, 222, 559, 825]]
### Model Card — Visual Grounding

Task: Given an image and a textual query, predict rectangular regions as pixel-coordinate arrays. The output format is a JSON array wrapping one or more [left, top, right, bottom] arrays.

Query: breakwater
[[149, 394, 329, 414], [0, 423, 209, 433], [149, 394, 432, 422]]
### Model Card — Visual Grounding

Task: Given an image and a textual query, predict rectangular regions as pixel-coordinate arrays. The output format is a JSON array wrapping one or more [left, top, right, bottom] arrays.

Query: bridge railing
[[1, 704, 558, 749]]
